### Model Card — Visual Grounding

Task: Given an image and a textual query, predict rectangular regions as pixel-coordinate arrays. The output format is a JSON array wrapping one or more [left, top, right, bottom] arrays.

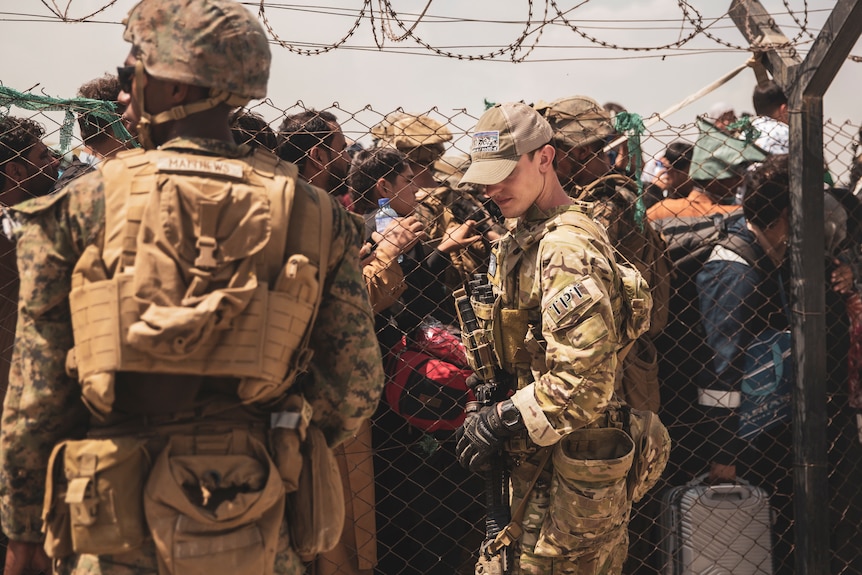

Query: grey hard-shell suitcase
[[659, 474, 774, 575]]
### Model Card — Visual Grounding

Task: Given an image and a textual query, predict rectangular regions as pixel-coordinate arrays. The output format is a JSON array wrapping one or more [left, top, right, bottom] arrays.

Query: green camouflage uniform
[[0, 137, 384, 575], [490, 201, 630, 575]]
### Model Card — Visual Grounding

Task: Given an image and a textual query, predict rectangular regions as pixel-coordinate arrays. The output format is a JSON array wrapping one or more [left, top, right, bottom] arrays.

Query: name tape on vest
[[156, 157, 245, 180]]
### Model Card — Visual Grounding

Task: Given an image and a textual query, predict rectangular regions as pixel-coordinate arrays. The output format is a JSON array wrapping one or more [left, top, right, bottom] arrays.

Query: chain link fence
[[2, 97, 862, 574]]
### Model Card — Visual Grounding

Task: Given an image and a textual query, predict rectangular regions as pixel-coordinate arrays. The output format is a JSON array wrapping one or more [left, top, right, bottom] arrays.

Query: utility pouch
[[43, 438, 150, 557], [143, 431, 285, 575], [534, 427, 634, 557], [617, 337, 660, 413], [268, 395, 312, 493], [625, 408, 670, 503], [286, 424, 345, 561]]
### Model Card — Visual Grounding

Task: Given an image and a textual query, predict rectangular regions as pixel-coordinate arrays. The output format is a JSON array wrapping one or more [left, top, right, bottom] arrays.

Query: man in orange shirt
[[647, 118, 766, 223]]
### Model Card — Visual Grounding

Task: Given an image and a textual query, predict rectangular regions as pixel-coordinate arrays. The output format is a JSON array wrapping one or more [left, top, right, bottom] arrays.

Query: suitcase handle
[[687, 472, 752, 488]]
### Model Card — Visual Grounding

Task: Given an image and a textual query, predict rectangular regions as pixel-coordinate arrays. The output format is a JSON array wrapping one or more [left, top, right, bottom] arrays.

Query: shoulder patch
[[156, 157, 245, 180], [543, 276, 600, 329]]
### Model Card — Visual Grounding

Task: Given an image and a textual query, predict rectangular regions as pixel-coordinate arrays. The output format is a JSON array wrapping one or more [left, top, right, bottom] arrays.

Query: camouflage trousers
[[54, 520, 305, 575], [502, 444, 632, 575]]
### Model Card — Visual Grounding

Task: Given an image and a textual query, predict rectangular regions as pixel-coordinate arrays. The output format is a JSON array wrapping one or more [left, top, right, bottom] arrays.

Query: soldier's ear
[[171, 82, 202, 105], [537, 144, 556, 172]]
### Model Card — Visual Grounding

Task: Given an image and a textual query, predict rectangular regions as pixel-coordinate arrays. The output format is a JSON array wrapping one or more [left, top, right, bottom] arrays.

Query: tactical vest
[[67, 147, 332, 415], [487, 205, 649, 383]]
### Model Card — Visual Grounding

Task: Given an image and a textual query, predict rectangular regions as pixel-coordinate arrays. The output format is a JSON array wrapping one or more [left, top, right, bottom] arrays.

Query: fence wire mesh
[[1, 96, 862, 575]]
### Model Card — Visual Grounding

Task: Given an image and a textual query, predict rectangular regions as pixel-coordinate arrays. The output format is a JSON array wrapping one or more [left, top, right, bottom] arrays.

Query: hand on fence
[[372, 216, 426, 263], [438, 220, 481, 255]]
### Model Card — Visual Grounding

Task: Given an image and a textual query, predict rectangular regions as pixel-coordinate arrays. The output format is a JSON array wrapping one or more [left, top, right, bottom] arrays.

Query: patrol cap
[[389, 115, 452, 149], [534, 95, 615, 149], [460, 102, 554, 186], [689, 117, 767, 181], [123, 0, 271, 101]]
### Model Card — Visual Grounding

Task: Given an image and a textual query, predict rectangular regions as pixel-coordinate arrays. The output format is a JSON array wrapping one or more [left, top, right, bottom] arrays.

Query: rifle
[[454, 274, 513, 575]]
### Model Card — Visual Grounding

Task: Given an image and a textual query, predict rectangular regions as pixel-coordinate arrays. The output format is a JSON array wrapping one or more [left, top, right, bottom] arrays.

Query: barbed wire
[[1, 1, 855, 64], [38, 0, 120, 22]]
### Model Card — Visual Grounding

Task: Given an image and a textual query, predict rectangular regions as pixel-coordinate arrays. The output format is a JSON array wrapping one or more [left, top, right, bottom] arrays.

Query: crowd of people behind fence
[[2, 8, 862, 574]]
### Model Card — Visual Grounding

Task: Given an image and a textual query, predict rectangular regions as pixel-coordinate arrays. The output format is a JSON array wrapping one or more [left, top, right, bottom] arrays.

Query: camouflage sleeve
[[510, 227, 621, 446], [0, 177, 102, 541], [302, 193, 384, 447]]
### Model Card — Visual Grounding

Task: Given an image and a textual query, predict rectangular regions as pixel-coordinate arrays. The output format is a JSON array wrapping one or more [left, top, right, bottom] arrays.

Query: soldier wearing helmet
[[0, 2, 384, 574]]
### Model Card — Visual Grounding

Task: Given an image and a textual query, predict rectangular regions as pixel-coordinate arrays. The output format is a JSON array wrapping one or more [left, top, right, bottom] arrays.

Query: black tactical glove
[[455, 399, 525, 472]]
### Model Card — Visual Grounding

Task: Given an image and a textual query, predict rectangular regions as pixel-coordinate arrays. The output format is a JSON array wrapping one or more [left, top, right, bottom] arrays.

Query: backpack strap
[[575, 173, 637, 202], [709, 233, 759, 268], [252, 148, 296, 286], [284, 181, 334, 370]]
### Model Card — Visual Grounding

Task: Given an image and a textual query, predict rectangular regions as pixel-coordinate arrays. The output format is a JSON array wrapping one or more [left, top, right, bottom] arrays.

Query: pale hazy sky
[[1, 0, 860, 180]]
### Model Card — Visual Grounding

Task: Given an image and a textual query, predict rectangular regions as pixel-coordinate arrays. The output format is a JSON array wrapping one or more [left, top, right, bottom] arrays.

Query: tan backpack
[[67, 147, 332, 415]]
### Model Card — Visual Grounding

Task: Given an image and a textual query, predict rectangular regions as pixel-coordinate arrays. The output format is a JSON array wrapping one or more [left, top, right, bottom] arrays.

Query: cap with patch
[[460, 102, 554, 186], [534, 95, 614, 149], [689, 117, 767, 181]]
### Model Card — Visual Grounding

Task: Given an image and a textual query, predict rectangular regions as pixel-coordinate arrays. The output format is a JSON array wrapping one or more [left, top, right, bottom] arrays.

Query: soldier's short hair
[[0, 116, 45, 188], [277, 109, 339, 169], [349, 147, 408, 214]]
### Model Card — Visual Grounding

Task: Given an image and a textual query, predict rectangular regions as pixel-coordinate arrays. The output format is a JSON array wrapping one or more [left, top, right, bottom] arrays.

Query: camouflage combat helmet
[[371, 112, 410, 146], [534, 95, 615, 149], [123, 0, 271, 148], [389, 115, 453, 150], [124, 0, 270, 101]]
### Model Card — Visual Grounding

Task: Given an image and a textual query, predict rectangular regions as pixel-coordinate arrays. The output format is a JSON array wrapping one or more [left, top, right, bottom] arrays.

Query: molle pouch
[[493, 303, 532, 372], [626, 408, 670, 503], [534, 427, 634, 557], [286, 424, 345, 561], [48, 438, 151, 556], [237, 254, 320, 405], [144, 431, 285, 575], [268, 394, 313, 493], [617, 262, 652, 343], [42, 442, 72, 558]]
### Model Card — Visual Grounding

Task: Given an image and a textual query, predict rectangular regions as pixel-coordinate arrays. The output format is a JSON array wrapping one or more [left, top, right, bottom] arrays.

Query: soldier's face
[[484, 153, 543, 218]]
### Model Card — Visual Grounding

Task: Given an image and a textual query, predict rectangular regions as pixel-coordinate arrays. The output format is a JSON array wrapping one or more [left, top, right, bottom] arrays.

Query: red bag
[[384, 322, 475, 432]]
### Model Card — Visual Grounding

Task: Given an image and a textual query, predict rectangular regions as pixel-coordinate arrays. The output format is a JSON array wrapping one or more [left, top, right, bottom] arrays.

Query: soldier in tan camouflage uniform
[[534, 96, 671, 574], [455, 102, 665, 575], [0, 1, 383, 574]]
